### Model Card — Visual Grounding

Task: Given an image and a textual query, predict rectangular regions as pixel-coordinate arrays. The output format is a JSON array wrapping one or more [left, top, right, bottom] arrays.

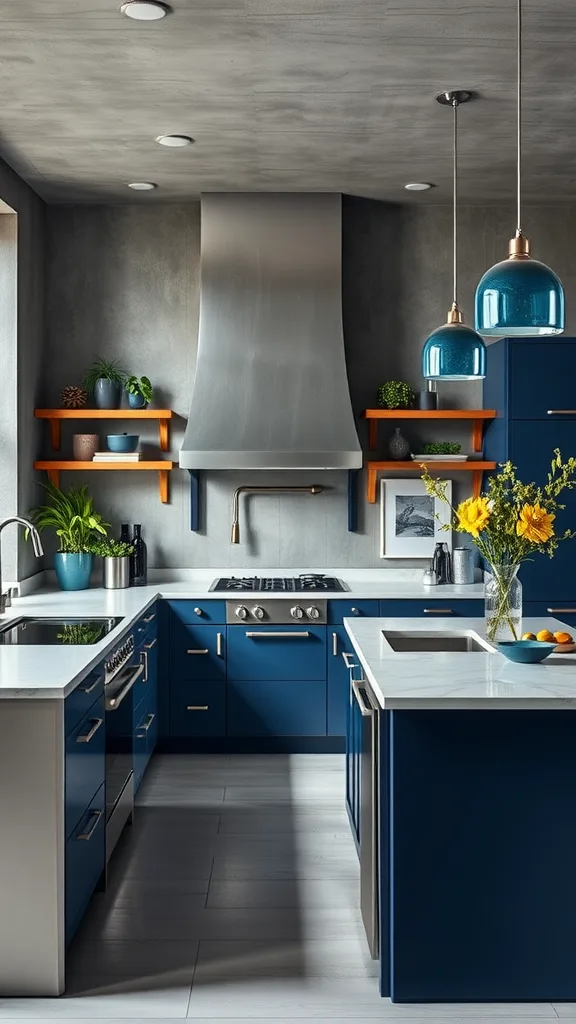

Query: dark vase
[[128, 392, 147, 409], [131, 524, 148, 586], [388, 427, 410, 460], [54, 552, 93, 591], [94, 378, 122, 409]]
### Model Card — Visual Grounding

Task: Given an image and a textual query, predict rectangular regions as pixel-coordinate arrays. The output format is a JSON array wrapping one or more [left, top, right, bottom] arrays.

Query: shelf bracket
[[472, 418, 483, 453], [367, 465, 378, 504], [46, 468, 60, 488], [348, 470, 359, 532], [368, 419, 378, 450], [159, 418, 169, 452], [49, 418, 61, 451], [159, 470, 169, 504], [473, 470, 482, 500], [189, 470, 200, 530]]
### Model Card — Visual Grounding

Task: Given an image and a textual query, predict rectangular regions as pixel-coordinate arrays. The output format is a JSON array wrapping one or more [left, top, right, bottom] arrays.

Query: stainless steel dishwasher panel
[[352, 678, 379, 960]]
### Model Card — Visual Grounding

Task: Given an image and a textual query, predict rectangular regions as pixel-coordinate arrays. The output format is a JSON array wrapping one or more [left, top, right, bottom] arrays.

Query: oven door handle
[[105, 661, 144, 710]]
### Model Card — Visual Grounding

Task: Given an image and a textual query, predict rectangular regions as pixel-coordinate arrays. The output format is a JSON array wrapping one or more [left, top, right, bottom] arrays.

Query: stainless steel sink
[[0, 616, 123, 645], [382, 631, 492, 653]]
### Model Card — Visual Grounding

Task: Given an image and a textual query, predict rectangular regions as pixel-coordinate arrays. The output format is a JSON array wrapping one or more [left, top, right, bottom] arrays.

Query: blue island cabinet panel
[[65, 782, 105, 944]]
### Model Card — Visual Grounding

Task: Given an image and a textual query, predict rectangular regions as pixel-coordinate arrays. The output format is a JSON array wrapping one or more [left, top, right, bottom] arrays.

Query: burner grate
[[211, 574, 346, 592]]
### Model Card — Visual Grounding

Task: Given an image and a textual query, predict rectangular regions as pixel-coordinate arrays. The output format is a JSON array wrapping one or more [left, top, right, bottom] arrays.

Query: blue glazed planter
[[128, 392, 147, 409], [94, 379, 122, 409], [54, 552, 93, 591]]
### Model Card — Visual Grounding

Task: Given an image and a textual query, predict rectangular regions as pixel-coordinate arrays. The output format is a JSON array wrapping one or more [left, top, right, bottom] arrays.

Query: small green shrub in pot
[[93, 539, 135, 590], [422, 441, 462, 455], [125, 375, 153, 409], [377, 381, 415, 409]]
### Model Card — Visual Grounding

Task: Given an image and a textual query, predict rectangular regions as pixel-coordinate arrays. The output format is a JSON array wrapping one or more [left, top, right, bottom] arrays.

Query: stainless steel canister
[[452, 546, 475, 585]]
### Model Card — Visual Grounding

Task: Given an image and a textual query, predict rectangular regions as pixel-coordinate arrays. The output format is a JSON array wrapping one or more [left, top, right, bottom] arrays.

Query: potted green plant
[[422, 441, 462, 455], [29, 482, 109, 591], [83, 357, 126, 409], [93, 538, 134, 590], [377, 381, 415, 409], [125, 374, 153, 410]]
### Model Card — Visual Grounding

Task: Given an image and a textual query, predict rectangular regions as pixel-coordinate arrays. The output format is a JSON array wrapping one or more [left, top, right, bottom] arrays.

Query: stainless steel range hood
[[179, 193, 362, 470]]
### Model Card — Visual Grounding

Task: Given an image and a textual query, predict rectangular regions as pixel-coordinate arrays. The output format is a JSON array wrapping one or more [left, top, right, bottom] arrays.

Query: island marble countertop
[[0, 571, 485, 699], [344, 616, 576, 710]]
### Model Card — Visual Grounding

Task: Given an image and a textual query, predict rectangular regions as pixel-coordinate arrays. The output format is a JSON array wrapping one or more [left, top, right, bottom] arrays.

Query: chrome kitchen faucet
[[0, 517, 44, 613]]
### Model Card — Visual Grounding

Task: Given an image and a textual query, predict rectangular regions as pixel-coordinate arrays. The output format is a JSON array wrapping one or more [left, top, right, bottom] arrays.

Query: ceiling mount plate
[[436, 90, 476, 106]]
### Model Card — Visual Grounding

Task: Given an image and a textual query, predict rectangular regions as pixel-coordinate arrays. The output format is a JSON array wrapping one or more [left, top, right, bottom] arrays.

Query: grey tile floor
[[0, 753, 571, 1022]]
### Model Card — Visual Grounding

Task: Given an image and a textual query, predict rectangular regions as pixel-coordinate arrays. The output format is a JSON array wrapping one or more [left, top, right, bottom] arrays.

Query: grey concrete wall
[[0, 158, 45, 582], [43, 198, 576, 570]]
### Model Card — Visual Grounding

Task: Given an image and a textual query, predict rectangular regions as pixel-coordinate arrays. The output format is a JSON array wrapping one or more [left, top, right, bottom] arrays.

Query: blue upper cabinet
[[484, 338, 576, 601]]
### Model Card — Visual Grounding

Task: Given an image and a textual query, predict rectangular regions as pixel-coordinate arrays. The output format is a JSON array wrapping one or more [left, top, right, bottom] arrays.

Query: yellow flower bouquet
[[421, 450, 576, 641]]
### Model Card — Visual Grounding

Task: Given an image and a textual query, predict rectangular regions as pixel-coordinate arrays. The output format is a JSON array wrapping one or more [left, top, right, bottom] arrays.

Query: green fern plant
[[29, 482, 109, 553], [83, 357, 126, 393]]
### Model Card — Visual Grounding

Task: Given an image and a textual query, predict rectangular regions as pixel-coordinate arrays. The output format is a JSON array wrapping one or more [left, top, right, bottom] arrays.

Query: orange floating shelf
[[35, 409, 174, 452], [34, 461, 173, 504], [366, 460, 497, 504], [361, 409, 496, 452]]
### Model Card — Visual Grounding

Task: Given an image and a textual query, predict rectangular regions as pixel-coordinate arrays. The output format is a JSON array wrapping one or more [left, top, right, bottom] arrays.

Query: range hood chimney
[[179, 193, 362, 470]]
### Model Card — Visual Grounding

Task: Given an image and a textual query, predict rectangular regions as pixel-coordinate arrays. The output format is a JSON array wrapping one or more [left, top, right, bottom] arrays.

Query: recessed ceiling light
[[120, 1, 169, 20], [404, 182, 434, 192], [155, 134, 195, 147], [128, 181, 157, 190]]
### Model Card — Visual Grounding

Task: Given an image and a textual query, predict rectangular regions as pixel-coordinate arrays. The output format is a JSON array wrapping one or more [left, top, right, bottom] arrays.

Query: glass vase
[[484, 563, 522, 642]]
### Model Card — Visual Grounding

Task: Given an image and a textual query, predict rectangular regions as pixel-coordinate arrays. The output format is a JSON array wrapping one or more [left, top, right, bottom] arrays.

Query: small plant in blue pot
[[83, 356, 126, 409], [29, 482, 110, 591], [125, 374, 153, 409]]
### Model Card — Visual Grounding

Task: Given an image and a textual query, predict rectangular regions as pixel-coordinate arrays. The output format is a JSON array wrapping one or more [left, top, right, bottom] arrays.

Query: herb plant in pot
[[93, 539, 134, 590], [125, 375, 153, 410], [83, 357, 126, 410], [29, 482, 109, 591], [377, 381, 415, 409]]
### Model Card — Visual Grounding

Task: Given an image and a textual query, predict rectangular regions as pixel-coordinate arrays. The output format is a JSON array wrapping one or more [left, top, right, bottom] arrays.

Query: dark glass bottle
[[120, 523, 130, 545], [131, 524, 147, 587], [432, 541, 447, 584]]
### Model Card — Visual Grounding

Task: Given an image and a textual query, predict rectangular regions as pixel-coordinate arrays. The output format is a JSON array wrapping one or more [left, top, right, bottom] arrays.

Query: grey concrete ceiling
[[0, 0, 575, 204]]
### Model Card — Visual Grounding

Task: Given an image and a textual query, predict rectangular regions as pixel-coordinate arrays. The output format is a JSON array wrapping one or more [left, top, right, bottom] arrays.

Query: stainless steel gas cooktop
[[210, 574, 347, 593]]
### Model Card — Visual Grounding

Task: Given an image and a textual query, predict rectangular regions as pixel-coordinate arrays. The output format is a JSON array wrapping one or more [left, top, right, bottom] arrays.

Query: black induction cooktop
[[0, 616, 123, 645]]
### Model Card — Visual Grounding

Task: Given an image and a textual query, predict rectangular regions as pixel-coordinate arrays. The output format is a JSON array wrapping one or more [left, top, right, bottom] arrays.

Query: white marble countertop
[[344, 616, 576, 710], [0, 570, 484, 700]]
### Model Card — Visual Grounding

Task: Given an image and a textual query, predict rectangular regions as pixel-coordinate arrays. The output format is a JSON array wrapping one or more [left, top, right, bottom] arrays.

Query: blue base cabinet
[[228, 678, 326, 737], [65, 782, 106, 944]]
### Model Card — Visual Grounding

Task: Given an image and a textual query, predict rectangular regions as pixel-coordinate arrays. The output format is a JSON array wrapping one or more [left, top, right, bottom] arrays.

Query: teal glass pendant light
[[422, 91, 486, 381], [475, 0, 564, 336]]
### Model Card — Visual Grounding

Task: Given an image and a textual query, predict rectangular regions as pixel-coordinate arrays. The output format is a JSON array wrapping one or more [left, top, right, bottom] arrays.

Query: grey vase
[[94, 378, 122, 409], [388, 426, 410, 460]]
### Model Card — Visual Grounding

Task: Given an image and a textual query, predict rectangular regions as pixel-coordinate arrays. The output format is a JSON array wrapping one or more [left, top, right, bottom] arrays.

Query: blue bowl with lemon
[[497, 639, 557, 664]]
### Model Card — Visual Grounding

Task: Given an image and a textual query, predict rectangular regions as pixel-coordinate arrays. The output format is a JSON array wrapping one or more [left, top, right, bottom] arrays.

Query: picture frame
[[379, 478, 452, 559]]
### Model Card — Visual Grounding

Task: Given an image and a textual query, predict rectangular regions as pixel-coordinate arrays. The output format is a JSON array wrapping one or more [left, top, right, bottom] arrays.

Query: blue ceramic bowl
[[107, 433, 139, 453], [497, 640, 557, 664]]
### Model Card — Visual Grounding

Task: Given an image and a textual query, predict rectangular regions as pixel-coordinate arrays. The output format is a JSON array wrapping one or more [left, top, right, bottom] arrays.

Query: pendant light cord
[[516, 0, 522, 235], [452, 94, 458, 307]]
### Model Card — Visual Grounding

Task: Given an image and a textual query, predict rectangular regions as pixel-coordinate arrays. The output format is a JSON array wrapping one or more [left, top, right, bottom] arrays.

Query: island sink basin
[[382, 630, 493, 654], [0, 616, 123, 645]]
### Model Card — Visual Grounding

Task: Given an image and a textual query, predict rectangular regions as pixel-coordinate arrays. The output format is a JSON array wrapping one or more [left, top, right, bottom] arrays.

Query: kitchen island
[[344, 615, 576, 1003]]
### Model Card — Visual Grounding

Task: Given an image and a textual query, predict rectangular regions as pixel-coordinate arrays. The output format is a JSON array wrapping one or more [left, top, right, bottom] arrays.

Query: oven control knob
[[252, 606, 265, 620], [235, 605, 249, 620], [290, 605, 304, 620], [306, 605, 320, 620]]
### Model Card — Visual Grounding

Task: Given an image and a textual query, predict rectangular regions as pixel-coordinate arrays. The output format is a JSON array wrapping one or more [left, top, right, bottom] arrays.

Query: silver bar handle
[[547, 608, 576, 613], [342, 651, 357, 669], [245, 631, 310, 638], [352, 680, 373, 717], [143, 613, 156, 623], [80, 676, 101, 695], [187, 648, 209, 654], [141, 649, 149, 682], [547, 410, 576, 415], [137, 713, 155, 737], [332, 631, 338, 656], [106, 662, 144, 710], [424, 608, 454, 614], [77, 809, 103, 841], [187, 705, 209, 711], [76, 717, 103, 744], [144, 638, 157, 650], [217, 632, 223, 657]]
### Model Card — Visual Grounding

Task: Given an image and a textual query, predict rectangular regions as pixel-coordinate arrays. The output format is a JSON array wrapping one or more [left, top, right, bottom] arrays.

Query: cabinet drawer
[[170, 680, 226, 736], [134, 605, 158, 644], [227, 678, 327, 736], [379, 599, 483, 618], [524, 603, 576, 630], [134, 689, 157, 793], [169, 600, 227, 625], [328, 600, 379, 625], [65, 782, 105, 944], [171, 622, 226, 680], [65, 694, 105, 841], [133, 635, 158, 711], [510, 343, 576, 419], [65, 666, 105, 737], [227, 624, 326, 680]]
